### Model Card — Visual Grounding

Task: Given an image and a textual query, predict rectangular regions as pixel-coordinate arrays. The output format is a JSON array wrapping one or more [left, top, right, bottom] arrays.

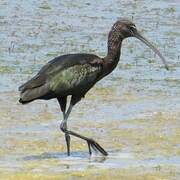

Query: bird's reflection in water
[[23, 151, 107, 164]]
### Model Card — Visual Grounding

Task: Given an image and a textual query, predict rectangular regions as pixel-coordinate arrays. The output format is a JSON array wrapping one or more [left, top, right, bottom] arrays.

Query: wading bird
[[19, 19, 169, 156]]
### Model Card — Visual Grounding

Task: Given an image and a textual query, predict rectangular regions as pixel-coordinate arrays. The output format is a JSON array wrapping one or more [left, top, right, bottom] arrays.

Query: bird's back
[[19, 53, 103, 103]]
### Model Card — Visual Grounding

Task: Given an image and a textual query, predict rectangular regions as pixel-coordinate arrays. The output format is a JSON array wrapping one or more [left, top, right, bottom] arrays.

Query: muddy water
[[0, 0, 179, 179]]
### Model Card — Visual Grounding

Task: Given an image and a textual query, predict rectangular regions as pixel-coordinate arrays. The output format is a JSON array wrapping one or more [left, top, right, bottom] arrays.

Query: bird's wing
[[38, 53, 102, 75], [19, 54, 103, 102], [19, 54, 100, 92], [49, 62, 103, 94], [19, 73, 46, 93]]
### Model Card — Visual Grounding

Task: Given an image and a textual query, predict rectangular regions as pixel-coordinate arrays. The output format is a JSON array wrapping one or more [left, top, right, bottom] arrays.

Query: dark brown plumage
[[19, 19, 169, 156]]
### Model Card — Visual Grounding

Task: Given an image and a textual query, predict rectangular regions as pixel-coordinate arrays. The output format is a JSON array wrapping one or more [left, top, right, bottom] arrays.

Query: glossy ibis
[[19, 19, 169, 156]]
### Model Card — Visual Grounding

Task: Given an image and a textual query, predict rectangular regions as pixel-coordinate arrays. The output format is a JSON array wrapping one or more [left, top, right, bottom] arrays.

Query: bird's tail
[[19, 98, 33, 104], [19, 83, 50, 104]]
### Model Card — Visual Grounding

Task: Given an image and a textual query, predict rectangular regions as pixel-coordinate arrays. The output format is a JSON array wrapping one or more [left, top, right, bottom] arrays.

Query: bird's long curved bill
[[134, 31, 169, 70]]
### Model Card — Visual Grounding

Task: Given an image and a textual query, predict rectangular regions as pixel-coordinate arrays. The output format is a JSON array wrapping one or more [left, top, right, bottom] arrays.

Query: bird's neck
[[103, 33, 123, 73]]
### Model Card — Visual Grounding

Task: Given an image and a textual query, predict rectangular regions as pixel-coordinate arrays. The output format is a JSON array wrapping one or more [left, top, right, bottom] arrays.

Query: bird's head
[[110, 19, 169, 70], [111, 19, 137, 39]]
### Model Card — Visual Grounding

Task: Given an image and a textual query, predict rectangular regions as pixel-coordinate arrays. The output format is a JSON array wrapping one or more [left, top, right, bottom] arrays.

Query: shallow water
[[0, 0, 179, 179]]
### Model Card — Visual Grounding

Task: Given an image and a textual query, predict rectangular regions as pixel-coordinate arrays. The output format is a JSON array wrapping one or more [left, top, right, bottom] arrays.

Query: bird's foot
[[60, 128, 108, 156], [87, 138, 108, 156]]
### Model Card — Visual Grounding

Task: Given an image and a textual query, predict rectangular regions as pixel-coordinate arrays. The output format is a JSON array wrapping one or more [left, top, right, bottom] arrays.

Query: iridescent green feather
[[50, 64, 101, 94]]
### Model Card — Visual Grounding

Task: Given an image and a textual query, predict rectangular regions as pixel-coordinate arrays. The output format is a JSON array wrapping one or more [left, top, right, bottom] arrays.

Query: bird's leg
[[60, 120, 70, 156], [66, 129, 108, 156], [60, 97, 108, 156], [60, 104, 73, 156], [58, 96, 71, 156]]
